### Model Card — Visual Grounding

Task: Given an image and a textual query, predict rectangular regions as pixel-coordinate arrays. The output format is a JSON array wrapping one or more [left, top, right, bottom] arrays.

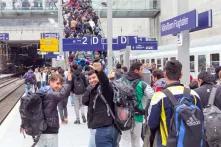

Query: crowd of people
[[20, 57, 221, 147], [18, 0, 221, 147], [62, 0, 104, 65], [62, 0, 101, 39]]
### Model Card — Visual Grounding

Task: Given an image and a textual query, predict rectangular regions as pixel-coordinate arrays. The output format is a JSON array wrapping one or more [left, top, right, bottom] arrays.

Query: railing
[[92, 0, 160, 10], [0, 0, 58, 11]]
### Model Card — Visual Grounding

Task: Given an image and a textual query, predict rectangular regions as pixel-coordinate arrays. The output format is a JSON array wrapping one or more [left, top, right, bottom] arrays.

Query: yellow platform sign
[[40, 38, 59, 52]]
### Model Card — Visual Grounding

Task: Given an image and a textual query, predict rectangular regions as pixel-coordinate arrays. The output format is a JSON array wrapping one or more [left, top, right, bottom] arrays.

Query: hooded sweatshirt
[[125, 72, 154, 122]]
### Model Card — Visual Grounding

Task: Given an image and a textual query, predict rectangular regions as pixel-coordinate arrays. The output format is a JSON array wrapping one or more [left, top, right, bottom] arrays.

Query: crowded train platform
[[0, 0, 221, 147]]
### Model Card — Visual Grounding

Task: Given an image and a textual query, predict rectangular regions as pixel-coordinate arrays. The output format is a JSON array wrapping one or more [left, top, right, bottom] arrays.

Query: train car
[[115, 37, 221, 78], [129, 43, 221, 78]]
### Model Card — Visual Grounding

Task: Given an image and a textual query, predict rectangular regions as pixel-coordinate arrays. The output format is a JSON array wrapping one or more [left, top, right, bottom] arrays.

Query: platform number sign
[[0, 33, 9, 41]]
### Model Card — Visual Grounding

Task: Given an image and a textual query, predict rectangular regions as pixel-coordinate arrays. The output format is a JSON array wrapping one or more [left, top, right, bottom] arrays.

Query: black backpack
[[163, 88, 204, 147], [73, 75, 86, 95], [96, 78, 145, 132], [203, 86, 221, 147], [19, 92, 47, 147]]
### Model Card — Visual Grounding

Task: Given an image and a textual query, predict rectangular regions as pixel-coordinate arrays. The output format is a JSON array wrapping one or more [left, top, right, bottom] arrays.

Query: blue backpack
[[163, 88, 204, 147]]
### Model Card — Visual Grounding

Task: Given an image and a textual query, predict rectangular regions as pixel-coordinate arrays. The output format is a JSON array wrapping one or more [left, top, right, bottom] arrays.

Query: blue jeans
[[37, 134, 58, 147], [95, 125, 120, 147], [25, 83, 34, 94], [69, 92, 74, 106], [88, 129, 96, 147], [41, 81, 46, 88]]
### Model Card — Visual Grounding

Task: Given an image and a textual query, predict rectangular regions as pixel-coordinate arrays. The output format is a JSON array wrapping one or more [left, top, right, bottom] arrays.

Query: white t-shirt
[[34, 72, 42, 82], [42, 72, 47, 82]]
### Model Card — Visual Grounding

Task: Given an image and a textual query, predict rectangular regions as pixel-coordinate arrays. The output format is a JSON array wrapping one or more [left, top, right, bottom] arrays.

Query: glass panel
[[0, 18, 58, 28], [151, 59, 155, 63], [0, 0, 58, 10], [163, 58, 168, 66], [210, 53, 219, 61], [210, 54, 220, 71], [157, 59, 161, 64], [92, 0, 160, 10], [190, 56, 195, 72], [157, 59, 161, 69], [198, 55, 206, 72], [190, 55, 194, 61]]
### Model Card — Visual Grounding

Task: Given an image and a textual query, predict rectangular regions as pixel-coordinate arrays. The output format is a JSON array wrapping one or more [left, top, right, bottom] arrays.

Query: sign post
[[177, 1, 190, 86], [160, 8, 212, 85], [160, 9, 198, 36], [107, 0, 113, 74], [62, 36, 157, 51]]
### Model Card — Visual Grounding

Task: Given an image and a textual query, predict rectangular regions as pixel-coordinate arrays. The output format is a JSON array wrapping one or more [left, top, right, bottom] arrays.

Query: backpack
[[203, 86, 221, 147], [163, 88, 204, 147], [73, 75, 86, 95], [25, 72, 35, 84], [96, 77, 143, 131], [19, 92, 47, 147]]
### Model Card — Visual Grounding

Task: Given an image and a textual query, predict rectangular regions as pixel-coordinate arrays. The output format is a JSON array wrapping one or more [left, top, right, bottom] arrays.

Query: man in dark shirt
[[82, 62, 120, 147], [194, 71, 221, 109], [21, 73, 72, 147]]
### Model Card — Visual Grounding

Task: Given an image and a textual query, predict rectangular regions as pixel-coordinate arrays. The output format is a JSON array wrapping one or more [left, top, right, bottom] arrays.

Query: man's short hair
[[198, 71, 214, 84], [49, 73, 64, 83], [87, 70, 96, 76], [129, 62, 143, 72], [164, 60, 182, 81]]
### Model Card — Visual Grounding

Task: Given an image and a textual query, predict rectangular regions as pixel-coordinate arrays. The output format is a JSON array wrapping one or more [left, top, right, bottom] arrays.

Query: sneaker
[[74, 120, 80, 124], [82, 115, 86, 123]]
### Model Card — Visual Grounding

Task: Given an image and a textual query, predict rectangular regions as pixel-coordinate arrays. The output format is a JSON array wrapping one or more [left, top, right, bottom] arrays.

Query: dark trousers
[[58, 101, 68, 121], [37, 82, 41, 89]]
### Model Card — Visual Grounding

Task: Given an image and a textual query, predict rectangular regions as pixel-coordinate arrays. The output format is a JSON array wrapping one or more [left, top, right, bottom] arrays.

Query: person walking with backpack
[[120, 62, 154, 147], [57, 68, 69, 124], [82, 61, 120, 147], [34, 68, 42, 91], [148, 60, 204, 147], [71, 64, 87, 124], [194, 71, 221, 147], [23, 69, 37, 94], [20, 72, 72, 147]]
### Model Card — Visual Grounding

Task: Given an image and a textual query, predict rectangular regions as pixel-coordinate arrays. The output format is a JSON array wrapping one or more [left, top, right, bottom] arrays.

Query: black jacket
[[71, 69, 88, 94], [38, 81, 71, 134], [194, 83, 221, 109], [82, 71, 114, 129]]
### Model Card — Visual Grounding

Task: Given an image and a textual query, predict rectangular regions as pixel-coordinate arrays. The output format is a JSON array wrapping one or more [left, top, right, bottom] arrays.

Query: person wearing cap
[[194, 71, 221, 109]]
